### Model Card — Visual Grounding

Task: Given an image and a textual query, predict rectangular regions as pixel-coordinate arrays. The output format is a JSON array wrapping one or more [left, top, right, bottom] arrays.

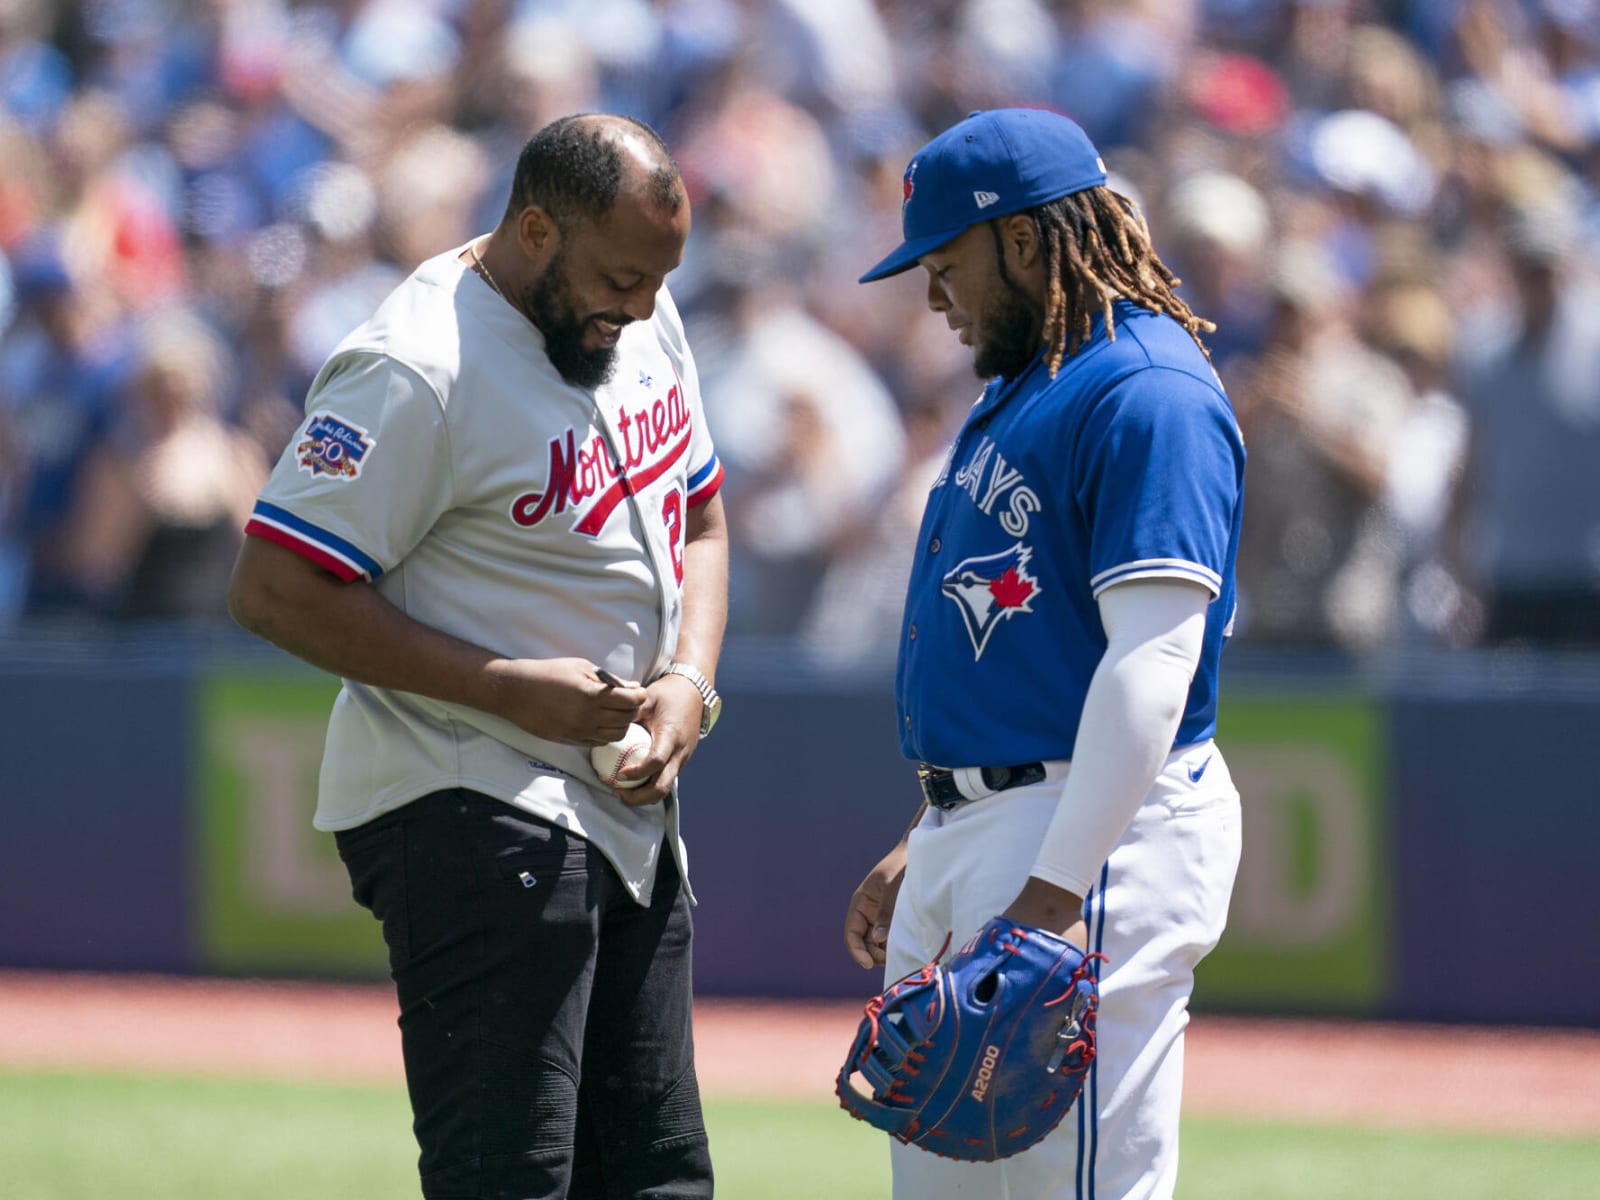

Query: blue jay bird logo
[[941, 542, 1042, 659]]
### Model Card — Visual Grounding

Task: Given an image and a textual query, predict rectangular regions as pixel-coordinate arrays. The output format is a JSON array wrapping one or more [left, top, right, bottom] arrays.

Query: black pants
[[336, 789, 713, 1199]]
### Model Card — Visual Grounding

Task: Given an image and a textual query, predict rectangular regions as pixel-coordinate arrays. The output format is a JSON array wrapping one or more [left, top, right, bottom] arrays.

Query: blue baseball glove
[[835, 916, 1101, 1162]]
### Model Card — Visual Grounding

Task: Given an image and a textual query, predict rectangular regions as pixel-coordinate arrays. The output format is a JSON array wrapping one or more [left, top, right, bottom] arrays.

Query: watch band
[[661, 661, 721, 737]]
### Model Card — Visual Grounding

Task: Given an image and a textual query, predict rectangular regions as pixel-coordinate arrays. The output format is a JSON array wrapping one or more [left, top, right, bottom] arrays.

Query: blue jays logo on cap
[[861, 108, 1108, 283], [941, 542, 1042, 659], [297, 412, 375, 480]]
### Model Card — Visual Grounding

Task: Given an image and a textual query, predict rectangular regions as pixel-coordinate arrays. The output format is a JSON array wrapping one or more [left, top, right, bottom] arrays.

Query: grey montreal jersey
[[246, 246, 723, 900]]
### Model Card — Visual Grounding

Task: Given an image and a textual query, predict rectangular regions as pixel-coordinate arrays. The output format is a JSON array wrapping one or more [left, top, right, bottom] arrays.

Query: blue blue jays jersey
[[897, 301, 1245, 767]]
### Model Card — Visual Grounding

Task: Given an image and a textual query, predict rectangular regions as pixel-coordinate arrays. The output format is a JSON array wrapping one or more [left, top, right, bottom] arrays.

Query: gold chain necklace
[[469, 243, 510, 303]]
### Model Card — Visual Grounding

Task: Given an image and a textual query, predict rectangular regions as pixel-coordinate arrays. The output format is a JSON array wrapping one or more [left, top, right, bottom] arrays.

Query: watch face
[[703, 693, 723, 736]]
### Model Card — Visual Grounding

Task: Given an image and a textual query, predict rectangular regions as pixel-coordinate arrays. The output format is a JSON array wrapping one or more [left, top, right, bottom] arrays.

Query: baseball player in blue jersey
[[844, 108, 1246, 1199]]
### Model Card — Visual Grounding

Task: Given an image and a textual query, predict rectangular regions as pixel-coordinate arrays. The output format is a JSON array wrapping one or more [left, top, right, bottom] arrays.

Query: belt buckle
[[917, 763, 962, 811]]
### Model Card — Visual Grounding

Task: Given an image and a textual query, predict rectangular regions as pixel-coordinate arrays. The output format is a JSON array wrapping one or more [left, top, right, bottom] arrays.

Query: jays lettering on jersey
[[244, 247, 722, 862], [897, 301, 1245, 769]]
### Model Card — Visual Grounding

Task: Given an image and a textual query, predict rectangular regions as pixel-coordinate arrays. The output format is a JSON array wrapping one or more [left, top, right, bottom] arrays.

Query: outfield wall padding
[[2, 634, 1596, 1025]]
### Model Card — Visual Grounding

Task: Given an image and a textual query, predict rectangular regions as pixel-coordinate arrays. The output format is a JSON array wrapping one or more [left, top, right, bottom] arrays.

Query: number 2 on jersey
[[662, 487, 684, 584]]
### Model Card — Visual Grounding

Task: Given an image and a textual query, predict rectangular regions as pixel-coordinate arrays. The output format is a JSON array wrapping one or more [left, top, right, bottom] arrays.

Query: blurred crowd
[[2, 0, 1599, 660]]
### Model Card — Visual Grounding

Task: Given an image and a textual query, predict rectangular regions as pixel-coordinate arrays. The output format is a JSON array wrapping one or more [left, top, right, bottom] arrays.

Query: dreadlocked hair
[[1031, 187, 1216, 376]]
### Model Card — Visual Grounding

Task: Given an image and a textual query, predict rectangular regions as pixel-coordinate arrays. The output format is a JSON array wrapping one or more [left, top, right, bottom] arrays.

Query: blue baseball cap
[[860, 108, 1108, 283]]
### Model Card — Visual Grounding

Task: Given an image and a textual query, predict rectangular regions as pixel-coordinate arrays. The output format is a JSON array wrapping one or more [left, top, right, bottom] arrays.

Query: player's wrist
[[655, 661, 722, 737], [463, 654, 511, 718], [1003, 876, 1086, 940]]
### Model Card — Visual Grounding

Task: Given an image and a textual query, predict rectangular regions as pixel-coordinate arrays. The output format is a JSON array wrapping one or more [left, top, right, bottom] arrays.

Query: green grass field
[[3, 1069, 1597, 1199]]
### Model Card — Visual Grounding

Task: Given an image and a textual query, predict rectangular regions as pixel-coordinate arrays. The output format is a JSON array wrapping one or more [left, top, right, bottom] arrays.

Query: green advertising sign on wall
[[197, 667, 390, 978], [1197, 689, 1389, 1014], [194, 663, 1390, 1010]]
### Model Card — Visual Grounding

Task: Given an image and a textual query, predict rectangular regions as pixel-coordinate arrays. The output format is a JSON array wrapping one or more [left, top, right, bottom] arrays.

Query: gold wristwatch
[[661, 661, 722, 737]]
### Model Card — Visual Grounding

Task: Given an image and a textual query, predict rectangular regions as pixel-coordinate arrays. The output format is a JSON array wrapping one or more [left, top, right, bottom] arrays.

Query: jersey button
[[904, 715, 912, 731], [909, 624, 917, 640], [929, 537, 941, 553]]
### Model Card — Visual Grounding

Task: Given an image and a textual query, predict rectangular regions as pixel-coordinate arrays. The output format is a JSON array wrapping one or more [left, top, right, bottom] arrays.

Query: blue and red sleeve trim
[[686, 454, 724, 508], [244, 500, 384, 582]]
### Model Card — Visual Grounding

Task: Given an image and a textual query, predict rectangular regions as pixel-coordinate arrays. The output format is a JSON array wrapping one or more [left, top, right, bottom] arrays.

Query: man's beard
[[523, 253, 623, 389], [972, 277, 1043, 381]]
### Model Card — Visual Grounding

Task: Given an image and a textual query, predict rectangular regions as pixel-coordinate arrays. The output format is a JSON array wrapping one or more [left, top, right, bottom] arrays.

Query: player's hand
[[844, 843, 908, 969], [611, 672, 703, 807], [487, 657, 646, 745]]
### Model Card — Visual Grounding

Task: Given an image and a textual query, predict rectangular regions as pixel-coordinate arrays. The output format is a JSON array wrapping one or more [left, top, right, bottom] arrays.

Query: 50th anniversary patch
[[297, 412, 376, 480]]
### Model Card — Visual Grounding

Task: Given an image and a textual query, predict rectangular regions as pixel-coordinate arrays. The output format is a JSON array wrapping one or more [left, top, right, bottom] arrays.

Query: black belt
[[917, 761, 1048, 810]]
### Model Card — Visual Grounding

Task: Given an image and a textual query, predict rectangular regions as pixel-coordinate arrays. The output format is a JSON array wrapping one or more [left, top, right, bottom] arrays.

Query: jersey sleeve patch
[[296, 412, 376, 480], [1090, 557, 1222, 598], [686, 454, 724, 507], [245, 500, 385, 581]]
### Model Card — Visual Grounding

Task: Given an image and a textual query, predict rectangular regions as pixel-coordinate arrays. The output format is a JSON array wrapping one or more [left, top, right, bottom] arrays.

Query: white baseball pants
[[884, 741, 1242, 1200]]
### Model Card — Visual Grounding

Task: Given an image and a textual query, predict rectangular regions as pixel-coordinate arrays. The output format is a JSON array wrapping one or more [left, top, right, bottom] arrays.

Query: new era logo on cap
[[860, 108, 1110, 283]]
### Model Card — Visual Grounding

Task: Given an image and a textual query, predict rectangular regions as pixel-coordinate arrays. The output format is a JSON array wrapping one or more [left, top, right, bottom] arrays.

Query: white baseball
[[590, 723, 653, 789]]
